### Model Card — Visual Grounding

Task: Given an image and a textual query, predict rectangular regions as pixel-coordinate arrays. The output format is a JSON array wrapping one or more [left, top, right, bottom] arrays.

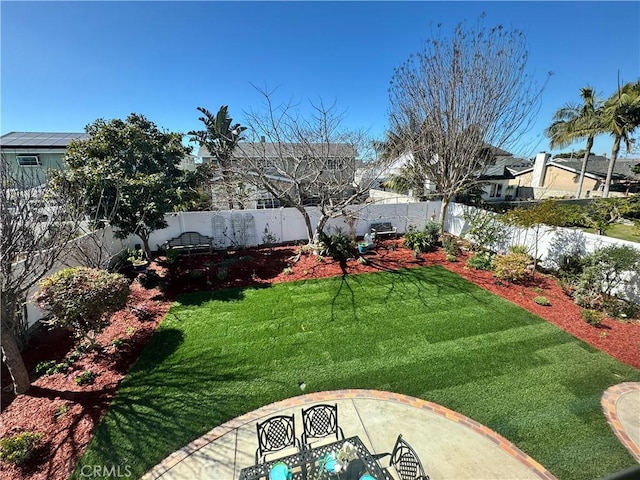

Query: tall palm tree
[[545, 87, 604, 198], [601, 80, 640, 198], [189, 106, 246, 210]]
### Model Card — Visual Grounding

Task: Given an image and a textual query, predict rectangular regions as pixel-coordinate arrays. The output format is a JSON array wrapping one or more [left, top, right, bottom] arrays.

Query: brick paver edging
[[602, 382, 640, 462], [143, 389, 556, 480]]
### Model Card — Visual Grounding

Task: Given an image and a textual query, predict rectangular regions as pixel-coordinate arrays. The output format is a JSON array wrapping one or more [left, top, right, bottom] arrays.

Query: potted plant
[[127, 248, 149, 272]]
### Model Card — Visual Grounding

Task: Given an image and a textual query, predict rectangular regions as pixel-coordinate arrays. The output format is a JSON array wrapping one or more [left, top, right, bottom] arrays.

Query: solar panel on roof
[[1, 132, 88, 147]]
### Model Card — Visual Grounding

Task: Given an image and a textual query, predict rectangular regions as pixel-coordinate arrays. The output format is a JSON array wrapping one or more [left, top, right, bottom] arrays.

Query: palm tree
[[545, 87, 604, 199], [189, 106, 246, 210], [601, 80, 640, 198]]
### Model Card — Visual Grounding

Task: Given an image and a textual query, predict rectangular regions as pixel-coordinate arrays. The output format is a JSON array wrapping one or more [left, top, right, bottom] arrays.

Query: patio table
[[238, 436, 393, 480]]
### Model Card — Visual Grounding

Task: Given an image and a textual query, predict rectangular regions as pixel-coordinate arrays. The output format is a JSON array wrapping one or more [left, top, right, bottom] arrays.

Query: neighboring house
[[1, 132, 89, 187], [508, 152, 640, 199], [1, 131, 199, 187], [373, 145, 519, 202], [197, 140, 357, 209]]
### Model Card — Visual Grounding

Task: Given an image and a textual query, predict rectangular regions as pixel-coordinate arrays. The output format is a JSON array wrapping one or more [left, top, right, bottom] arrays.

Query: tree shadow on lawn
[[68, 328, 262, 480], [332, 265, 501, 322], [172, 282, 274, 307]]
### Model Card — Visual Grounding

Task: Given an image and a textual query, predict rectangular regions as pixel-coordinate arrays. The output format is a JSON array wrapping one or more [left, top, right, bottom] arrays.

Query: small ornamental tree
[[34, 267, 130, 347]]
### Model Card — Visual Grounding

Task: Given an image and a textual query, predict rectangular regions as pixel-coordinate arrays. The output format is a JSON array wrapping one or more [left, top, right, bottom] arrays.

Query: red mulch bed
[[1, 239, 639, 480]]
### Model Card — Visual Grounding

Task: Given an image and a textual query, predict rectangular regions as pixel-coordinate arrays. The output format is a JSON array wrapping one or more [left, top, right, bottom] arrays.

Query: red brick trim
[[143, 389, 556, 480], [602, 382, 640, 463]]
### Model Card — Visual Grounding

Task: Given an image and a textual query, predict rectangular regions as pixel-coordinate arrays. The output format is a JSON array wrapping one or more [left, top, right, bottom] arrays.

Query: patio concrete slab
[[602, 382, 640, 463], [142, 390, 556, 480]]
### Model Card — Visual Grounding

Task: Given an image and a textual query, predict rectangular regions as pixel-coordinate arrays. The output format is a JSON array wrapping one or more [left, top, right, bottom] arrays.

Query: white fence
[[138, 202, 442, 251], [21, 200, 640, 328], [445, 202, 640, 304]]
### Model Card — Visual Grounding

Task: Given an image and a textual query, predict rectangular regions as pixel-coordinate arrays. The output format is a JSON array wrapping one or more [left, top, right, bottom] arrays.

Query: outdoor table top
[[238, 436, 393, 480]]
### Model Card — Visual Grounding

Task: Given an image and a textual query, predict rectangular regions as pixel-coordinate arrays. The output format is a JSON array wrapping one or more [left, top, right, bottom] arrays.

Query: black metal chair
[[384, 434, 430, 480], [255, 414, 301, 464], [300, 403, 345, 448]]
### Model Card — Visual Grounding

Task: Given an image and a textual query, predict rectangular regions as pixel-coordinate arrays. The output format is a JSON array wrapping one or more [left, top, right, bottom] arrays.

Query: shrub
[[403, 221, 440, 255], [75, 370, 96, 385], [34, 267, 130, 347], [33, 360, 58, 376], [462, 208, 510, 253], [603, 298, 640, 320], [0, 432, 44, 465], [318, 230, 355, 263], [581, 308, 605, 326], [165, 248, 180, 265], [466, 252, 494, 270], [217, 266, 228, 280], [534, 296, 551, 306], [138, 270, 161, 289], [442, 235, 459, 257], [571, 245, 640, 310], [508, 244, 529, 255], [54, 403, 69, 421], [494, 252, 531, 282]]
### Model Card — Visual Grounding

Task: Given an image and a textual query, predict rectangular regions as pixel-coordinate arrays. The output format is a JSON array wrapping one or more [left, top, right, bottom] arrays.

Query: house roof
[[551, 157, 640, 180], [479, 157, 516, 180], [1, 132, 89, 148], [198, 142, 356, 159]]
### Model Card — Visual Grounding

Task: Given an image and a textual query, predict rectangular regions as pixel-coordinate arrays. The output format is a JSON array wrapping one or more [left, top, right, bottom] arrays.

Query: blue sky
[[2, 1, 639, 159]]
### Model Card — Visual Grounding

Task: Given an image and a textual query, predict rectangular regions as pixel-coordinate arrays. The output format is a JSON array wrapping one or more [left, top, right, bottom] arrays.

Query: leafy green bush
[[34, 267, 130, 347], [534, 296, 551, 306], [462, 208, 510, 253], [508, 244, 529, 255], [581, 308, 605, 326], [54, 403, 69, 421], [494, 251, 531, 282], [33, 360, 58, 376], [0, 432, 44, 465], [318, 230, 355, 263], [466, 252, 494, 270], [571, 245, 640, 310], [603, 298, 640, 320], [217, 266, 228, 280], [442, 234, 459, 257], [138, 270, 161, 289], [403, 221, 440, 255], [75, 370, 96, 385]]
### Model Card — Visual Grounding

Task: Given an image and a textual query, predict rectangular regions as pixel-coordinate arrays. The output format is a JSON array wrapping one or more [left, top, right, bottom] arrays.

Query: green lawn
[[73, 266, 640, 480], [583, 223, 640, 243]]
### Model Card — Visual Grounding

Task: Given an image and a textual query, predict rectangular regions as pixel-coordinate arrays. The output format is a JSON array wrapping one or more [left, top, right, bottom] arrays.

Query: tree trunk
[[295, 206, 315, 244], [603, 137, 621, 198], [139, 233, 152, 261], [0, 299, 31, 395], [316, 214, 330, 240], [438, 196, 451, 234], [576, 137, 594, 199], [221, 168, 235, 211]]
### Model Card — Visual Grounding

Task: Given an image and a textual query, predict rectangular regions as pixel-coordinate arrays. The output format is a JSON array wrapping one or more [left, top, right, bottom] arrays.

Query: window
[[324, 158, 341, 170], [256, 193, 282, 209], [16, 155, 41, 166], [489, 183, 503, 198]]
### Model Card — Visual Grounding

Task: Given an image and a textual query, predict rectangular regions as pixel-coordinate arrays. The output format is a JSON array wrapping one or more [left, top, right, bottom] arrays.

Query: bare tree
[[240, 88, 387, 243], [387, 16, 549, 230], [1, 155, 83, 394]]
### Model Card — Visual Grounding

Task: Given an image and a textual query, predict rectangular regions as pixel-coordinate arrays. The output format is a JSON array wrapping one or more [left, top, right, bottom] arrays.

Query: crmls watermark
[[79, 464, 132, 478]]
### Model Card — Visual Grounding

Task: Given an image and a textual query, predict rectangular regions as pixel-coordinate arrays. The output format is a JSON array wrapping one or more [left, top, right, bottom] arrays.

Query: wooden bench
[[370, 222, 397, 239], [161, 232, 213, 255]]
